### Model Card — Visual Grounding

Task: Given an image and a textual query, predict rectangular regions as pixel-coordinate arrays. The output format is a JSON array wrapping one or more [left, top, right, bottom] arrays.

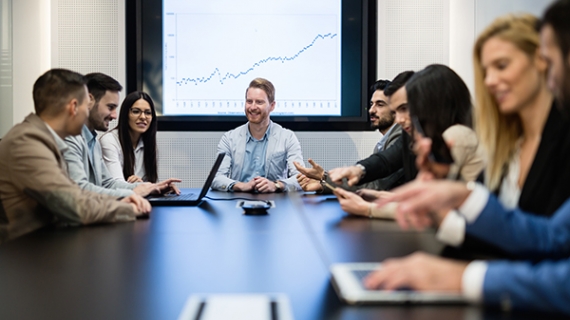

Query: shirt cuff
[[435, 210, 465, 246], [461, 260, 488, 303], [227, 182, 236, 192], [458, 183, 489, 223]]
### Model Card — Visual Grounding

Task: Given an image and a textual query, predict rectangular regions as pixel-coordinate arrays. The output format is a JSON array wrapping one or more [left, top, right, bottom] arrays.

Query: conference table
[[0, 190, 563, 319]]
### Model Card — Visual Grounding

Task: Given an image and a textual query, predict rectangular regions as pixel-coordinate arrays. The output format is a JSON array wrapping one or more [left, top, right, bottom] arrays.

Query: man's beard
[[89, 104, 109, 131], [372, 118, 394, 132]]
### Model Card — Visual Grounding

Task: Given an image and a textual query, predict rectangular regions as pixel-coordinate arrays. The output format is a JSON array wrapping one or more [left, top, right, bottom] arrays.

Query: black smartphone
[[411, 116, 454, 164]]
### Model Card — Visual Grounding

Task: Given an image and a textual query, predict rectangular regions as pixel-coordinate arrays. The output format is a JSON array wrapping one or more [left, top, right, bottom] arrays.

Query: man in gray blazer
[[212, 78, 304, 193], [0, 69, 150, 244], [63, 73, 179, 198]]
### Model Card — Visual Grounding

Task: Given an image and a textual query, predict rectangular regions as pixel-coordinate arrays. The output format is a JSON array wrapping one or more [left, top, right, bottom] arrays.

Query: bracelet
[[368, 203, 373, 219]]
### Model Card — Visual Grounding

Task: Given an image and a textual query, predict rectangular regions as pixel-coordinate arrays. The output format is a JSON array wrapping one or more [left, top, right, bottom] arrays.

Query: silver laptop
[[330, 262, 466, 304], [147, 153, 225, 206]]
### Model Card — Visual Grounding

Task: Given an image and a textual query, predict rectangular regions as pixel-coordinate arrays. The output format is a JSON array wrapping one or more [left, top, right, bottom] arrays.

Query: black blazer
[[446, 102, 570, 260], [516, 102, 570, 216], [356, 132, 417, 186]]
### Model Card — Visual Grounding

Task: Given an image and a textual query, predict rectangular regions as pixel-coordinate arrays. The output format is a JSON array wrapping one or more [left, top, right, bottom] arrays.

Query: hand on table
[[121, 194, 151, 217], [127, 175, 143, 183], [333, 188, 370, 217], [232, 179, 257, 192], [296, 173, 323, 192], [363, 252, 467, 292], [253, 177, 280, 193]]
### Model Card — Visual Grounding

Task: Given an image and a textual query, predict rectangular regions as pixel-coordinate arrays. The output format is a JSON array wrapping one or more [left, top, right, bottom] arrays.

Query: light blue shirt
[[240, 124, 270, 182], [374, 123, 398, 154], [212, 121, 304, 192]]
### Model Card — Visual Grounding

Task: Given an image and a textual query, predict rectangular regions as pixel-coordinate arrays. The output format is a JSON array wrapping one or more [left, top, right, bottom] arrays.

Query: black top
[[448, 102, 570, 260], [516, 102, 570, 216], [356, 132, 417, 186]]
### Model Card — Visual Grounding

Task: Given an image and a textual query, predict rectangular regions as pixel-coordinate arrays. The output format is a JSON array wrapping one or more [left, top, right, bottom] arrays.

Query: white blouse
[[99, 130, 146, 182], [498, 146, 522, 210]]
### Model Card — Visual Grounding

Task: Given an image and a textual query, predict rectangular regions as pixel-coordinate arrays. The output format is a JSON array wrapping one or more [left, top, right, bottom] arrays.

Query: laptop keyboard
[[352, 270, 372, 282], [158, 193, 197, 201]]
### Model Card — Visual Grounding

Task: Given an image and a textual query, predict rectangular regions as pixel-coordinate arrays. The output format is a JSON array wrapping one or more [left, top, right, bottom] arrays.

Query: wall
[[2, 0, 556, 187]]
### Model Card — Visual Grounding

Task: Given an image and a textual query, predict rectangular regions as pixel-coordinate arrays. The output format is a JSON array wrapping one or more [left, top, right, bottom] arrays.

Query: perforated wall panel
[[157, 131, 380, 188], [54, 0, 120, 78], [378, 0, 450, 79]]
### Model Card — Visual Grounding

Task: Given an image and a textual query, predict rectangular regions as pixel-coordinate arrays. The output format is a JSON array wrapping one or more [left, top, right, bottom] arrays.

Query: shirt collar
[[246, 121, 272, 142], [44, 122, 69, 153], [82, 124, 97, 142], [134, 138, 144, 152]]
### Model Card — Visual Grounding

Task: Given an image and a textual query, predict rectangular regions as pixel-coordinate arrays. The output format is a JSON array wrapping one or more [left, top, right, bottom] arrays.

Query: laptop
[[330, 262, 466, 305], [147, 153, 225, 206]]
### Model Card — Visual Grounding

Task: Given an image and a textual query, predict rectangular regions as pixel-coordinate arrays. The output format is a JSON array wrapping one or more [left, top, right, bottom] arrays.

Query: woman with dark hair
[[333, 64, 485, 218], [100, 91, 159, 183]]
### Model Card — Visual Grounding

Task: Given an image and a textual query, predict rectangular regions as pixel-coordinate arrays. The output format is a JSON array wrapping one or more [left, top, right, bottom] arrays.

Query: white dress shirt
[[434, 183, 490, 302], [99, 130, 146, 182]]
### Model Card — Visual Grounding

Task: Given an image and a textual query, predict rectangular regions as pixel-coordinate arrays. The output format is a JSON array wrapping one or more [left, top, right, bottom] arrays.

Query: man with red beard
[[212, 78, 304, 193], [64, 73, 179, 198]]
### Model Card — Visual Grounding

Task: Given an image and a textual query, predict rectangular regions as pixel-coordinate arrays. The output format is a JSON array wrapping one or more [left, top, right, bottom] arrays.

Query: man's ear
[[66, 98, 78, 116], [88, 93, 95, 110], [270, 101, 276, 112]]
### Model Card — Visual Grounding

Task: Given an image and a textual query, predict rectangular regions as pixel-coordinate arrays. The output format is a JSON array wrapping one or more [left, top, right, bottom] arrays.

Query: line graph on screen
[[163, 12, 341, 116]]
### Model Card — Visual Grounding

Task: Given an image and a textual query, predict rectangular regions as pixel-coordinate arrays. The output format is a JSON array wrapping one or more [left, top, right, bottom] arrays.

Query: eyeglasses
[[130, 108, 152, 117]]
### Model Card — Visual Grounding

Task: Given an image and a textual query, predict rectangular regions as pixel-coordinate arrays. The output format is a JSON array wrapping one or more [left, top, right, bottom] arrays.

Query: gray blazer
[[212, 121, 304, 192], [64, 125, 136, 198]]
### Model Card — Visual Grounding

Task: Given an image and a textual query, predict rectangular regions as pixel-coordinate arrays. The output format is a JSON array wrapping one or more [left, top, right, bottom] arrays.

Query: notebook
[[147, 153, 225, 206], [330, 262, 466, 304]]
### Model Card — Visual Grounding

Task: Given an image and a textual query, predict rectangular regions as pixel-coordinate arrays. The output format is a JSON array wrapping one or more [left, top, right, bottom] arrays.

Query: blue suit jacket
[[465, 195, 570, 314]]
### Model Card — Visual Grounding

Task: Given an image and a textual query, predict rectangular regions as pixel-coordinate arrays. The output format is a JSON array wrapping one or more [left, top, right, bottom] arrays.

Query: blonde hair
[[473, 14, 540, 191]]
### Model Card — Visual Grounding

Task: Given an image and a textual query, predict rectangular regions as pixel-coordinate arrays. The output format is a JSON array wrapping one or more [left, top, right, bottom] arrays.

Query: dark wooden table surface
[[0, 190, 563, 319]]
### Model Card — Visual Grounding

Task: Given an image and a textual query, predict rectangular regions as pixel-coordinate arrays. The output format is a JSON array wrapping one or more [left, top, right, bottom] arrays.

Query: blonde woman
[[474, 14, 570, 216]]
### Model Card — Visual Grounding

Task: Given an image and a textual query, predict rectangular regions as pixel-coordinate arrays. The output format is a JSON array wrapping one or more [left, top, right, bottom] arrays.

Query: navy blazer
[[465, 194, 570, 314]]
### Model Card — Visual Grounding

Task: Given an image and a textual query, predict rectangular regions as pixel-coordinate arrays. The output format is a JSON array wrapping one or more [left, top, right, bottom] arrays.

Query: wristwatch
[[355, 163, 367, 178], [274, 181, 283, 192]]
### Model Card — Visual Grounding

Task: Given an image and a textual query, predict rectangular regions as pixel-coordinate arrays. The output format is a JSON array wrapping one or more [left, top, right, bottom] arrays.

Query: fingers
[[293, 161, 304, 172], [328, 168, 344, 183], [307, 158, 323, 171], [333, 187, 349, 199], [363, 259, 406, 290], [123, 194, 151, 214], [375, 181, 427, 208], [253, 177, 273, 193], [170, 183, 181, 195], [347, 175, 359, 187], [127, 175, 143, 183], [307, 158, 317, 167]]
